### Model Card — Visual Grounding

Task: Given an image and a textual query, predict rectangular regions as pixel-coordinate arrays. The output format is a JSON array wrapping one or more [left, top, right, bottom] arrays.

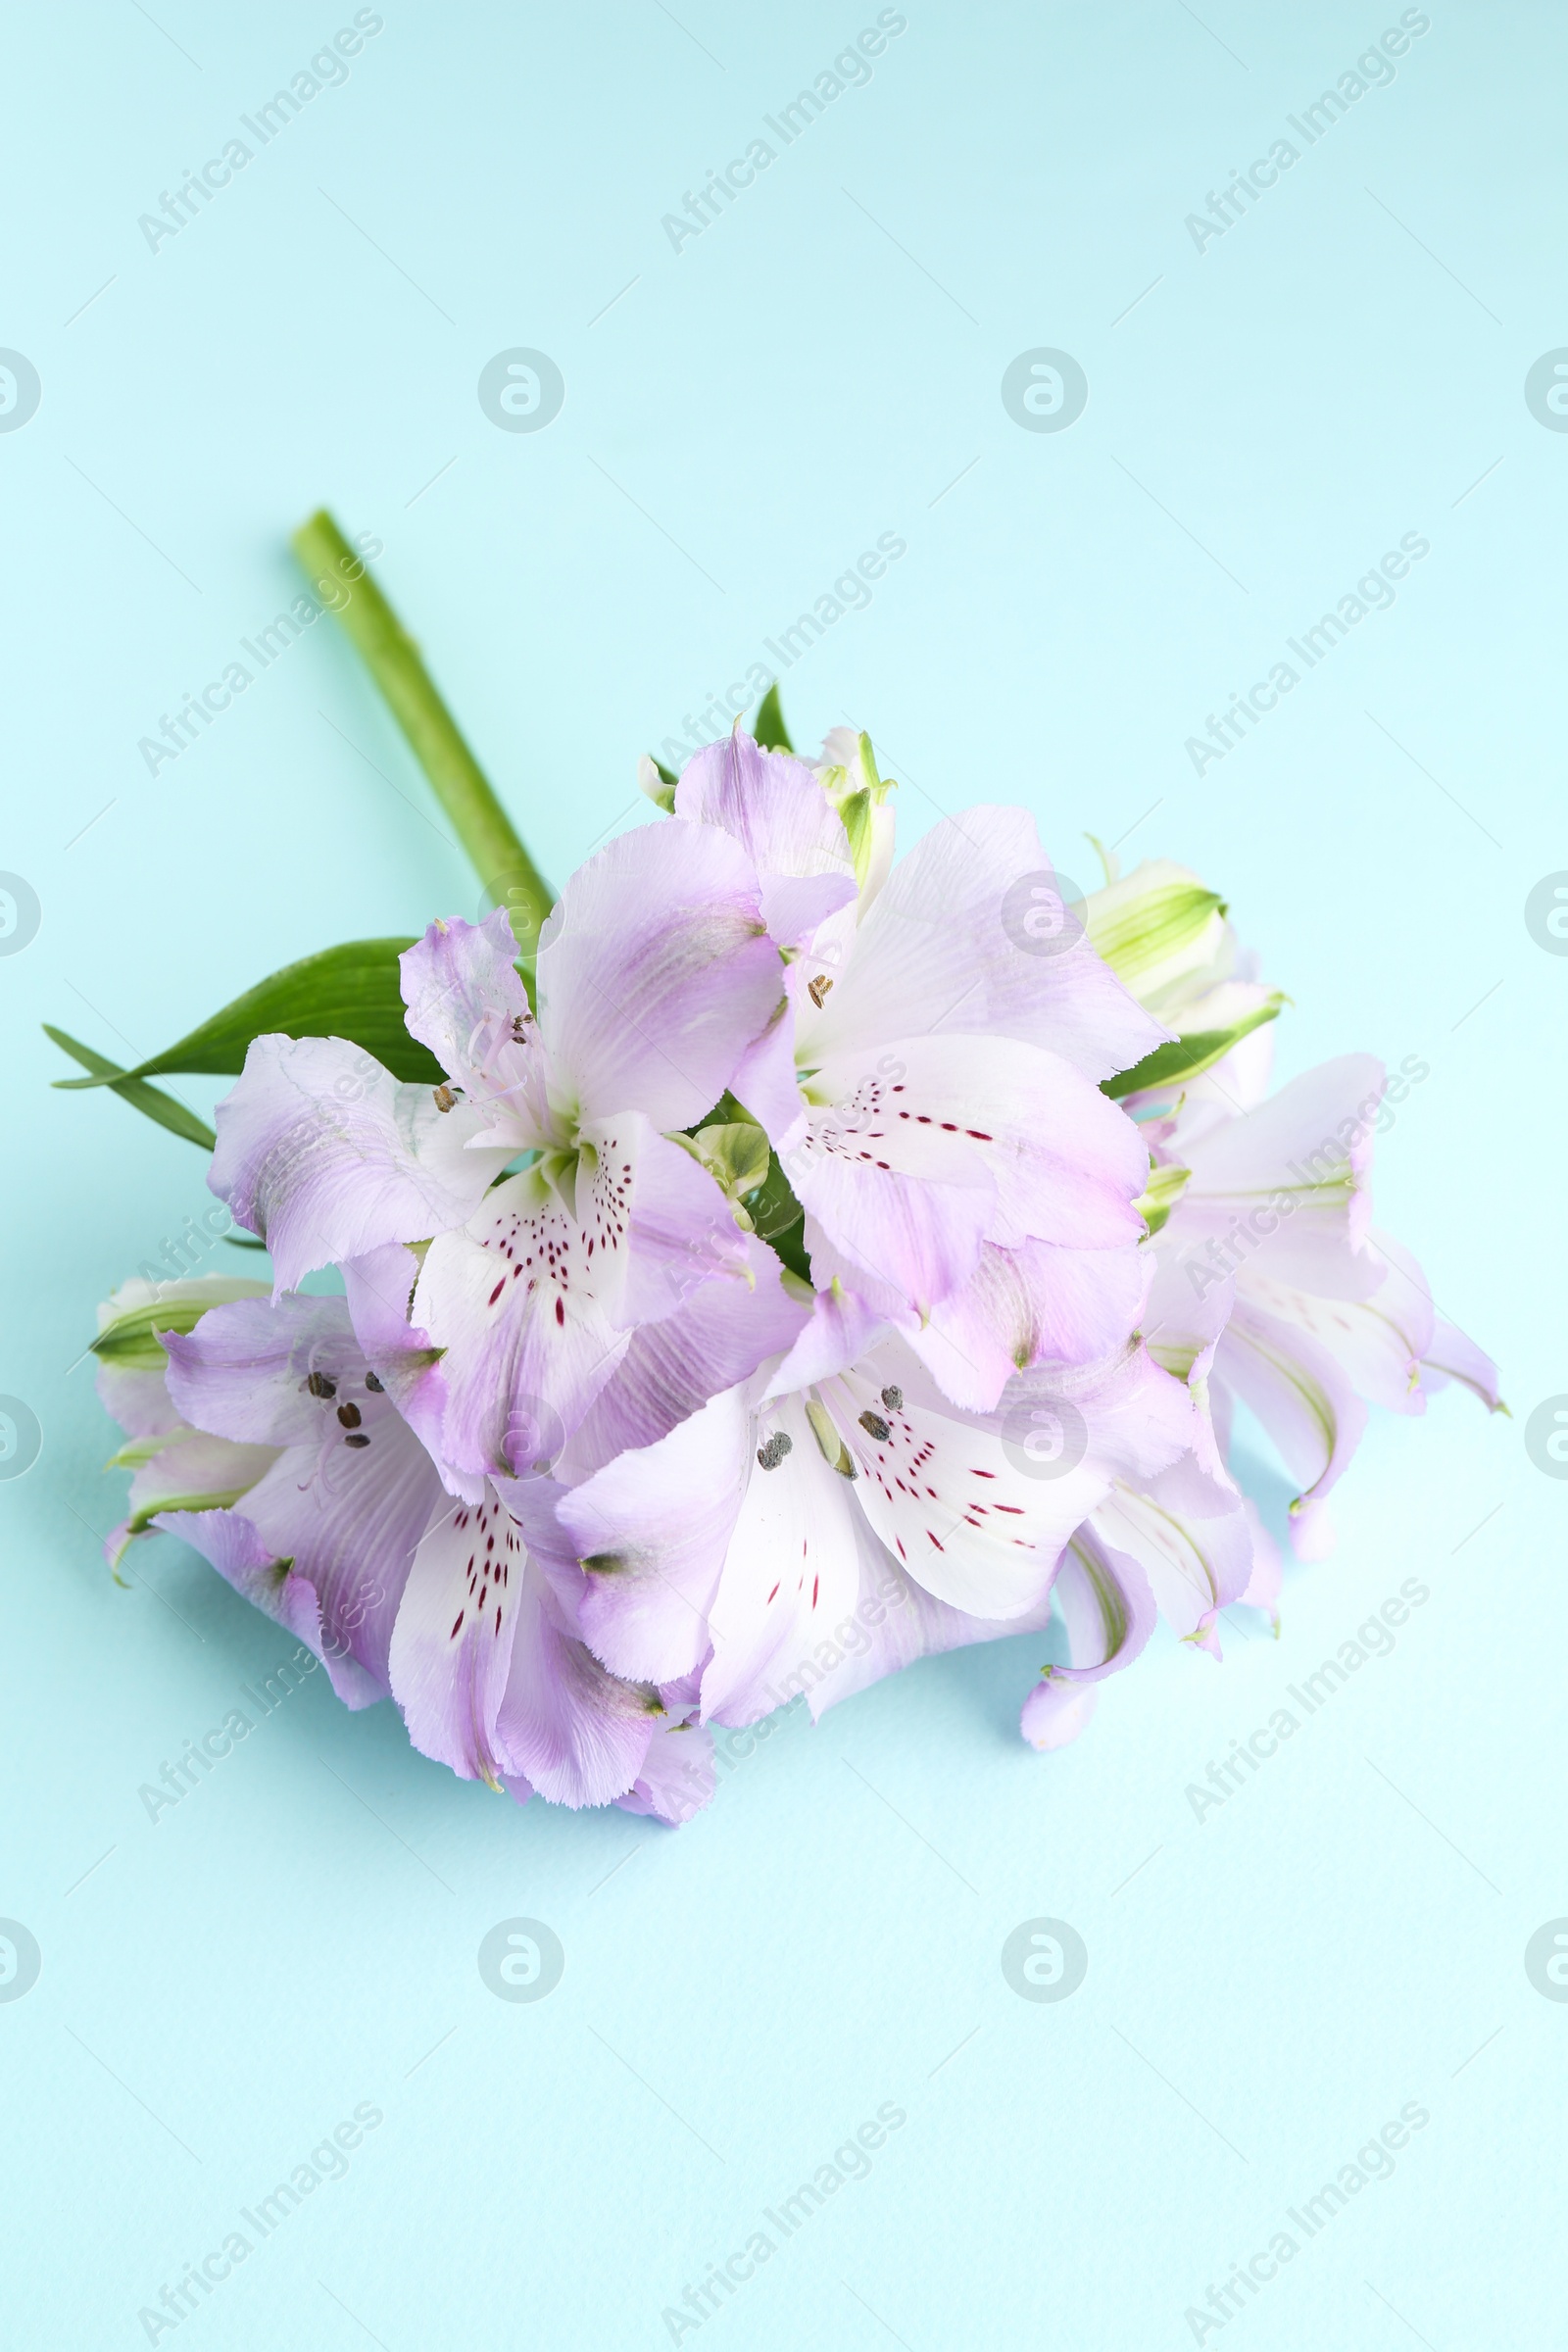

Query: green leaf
[[43, 1026, 217, 1152], [1103, 996, 1284, 1101], [754, 683, 794, 753], [51, 939, 443, 1090]]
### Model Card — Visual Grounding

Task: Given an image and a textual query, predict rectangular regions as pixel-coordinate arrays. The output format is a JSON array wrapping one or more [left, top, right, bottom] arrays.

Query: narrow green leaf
[[1103, 997, 1284, 1101], [754, 683, 794, 753], [51, 939, 443, 1090], [44, 1026, 217, 1152]]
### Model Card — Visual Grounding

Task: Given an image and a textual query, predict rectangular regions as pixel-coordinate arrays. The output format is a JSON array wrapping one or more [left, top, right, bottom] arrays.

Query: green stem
[[292, 509, 554, 953]]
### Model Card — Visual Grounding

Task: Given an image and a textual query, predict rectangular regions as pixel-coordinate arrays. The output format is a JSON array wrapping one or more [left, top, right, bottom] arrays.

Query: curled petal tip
[[1020, 1676, 1099, 1750]]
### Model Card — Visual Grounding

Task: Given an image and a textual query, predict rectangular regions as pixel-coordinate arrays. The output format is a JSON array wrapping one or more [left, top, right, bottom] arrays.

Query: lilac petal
[[699, 1390, 867, 1727], [413, 1118, 746, 1480], [1419, 1315, 1503, 1413], [783, 1097, 992, 1314], [97, 1362, 187, 1446], [602, 1120, 753, 1329], [1176, 1054, 1388, 1300], [414, 1174, 630, 1481], [341, 1244, 474, 1495], [536, 820, 785, 1131], [1088, 1465, 1253, 1652], [1142, 1237, 1236, 1377], [831, 1340, 1193, 1620], [559, 1237, 808, 1480], [780, 1526, 1058, 1725], [1215, 1297, 1367, 1506], [816, 1034, 1149, 1250], [762, 1278, 894, 1401], [124, 1431, 278, 1531], [164, 1292, 397, 1447], [787, 1033, 1147, 1316], [615, 1715, 715, 1825], [1240, 1249, 1430, 1416], [1051, 1522, 1159, 1680], [906, 1236, 1153, 1414], [1288, 1495, 1336, 1562], [1019, 1677, 1100, 1749], [95, 1273, 272, 1442], [167, 1293, 446, 1691], [238, 1428, 441, 1696], [399, 912, 549, 1146], [154, 1506, 383, 1709], [387, 1487, 528, 1783], [803, 806, 1167, 1083], [675, 732, 858, 947], [563, 1389, 752, 1685], [495, 1574, 660, 1808], [211, 1034, 513, 1290], [728, 1012, 807, 1140]]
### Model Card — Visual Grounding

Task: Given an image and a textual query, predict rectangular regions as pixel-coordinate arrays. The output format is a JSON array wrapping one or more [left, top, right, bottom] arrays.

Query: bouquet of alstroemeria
[[60, 514, 1500, 1826]]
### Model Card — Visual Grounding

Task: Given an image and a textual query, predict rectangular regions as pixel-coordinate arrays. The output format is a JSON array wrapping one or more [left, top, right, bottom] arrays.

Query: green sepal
[[92, 1284, 262, 1370], [122, 1487, 257, 1539], [1135, 1159, 1192, 1239], [1104, 996, 1284, 1101], [754, 683, 794, 753], [838, 789, 875, 889], [43, 1027, 217, 1152], [684, 1119, 773, 1201], [51, 939, 443, 1090], [1085, 882, 1225, 991]]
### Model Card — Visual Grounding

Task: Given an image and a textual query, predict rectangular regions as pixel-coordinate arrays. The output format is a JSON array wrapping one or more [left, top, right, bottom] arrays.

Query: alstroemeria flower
[[143, 1290, 711, 1814], [211, 824, 793, 1481], [1005, 854, 1502, 1754], [559, 1308, 1194, 1729], [673, 730, 1168, 1407]]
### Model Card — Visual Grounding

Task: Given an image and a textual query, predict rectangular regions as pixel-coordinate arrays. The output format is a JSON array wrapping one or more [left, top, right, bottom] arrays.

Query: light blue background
[[3, 4, 1561, 2345]]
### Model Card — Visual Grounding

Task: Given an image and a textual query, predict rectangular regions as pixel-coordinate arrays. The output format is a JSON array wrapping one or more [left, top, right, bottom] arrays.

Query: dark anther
[[808, 973, 834, 1008], [364, 1371, 385, 1393], [433, 1084, 457, 1112], [336, 1402, 362, 1429], [343, 1432, 371, 1449], [306, 1371, 336, 1398], [756, 1431, 794, 1471], [858, 1410, 891, 1443], [880, 1385, 904, 1413]]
